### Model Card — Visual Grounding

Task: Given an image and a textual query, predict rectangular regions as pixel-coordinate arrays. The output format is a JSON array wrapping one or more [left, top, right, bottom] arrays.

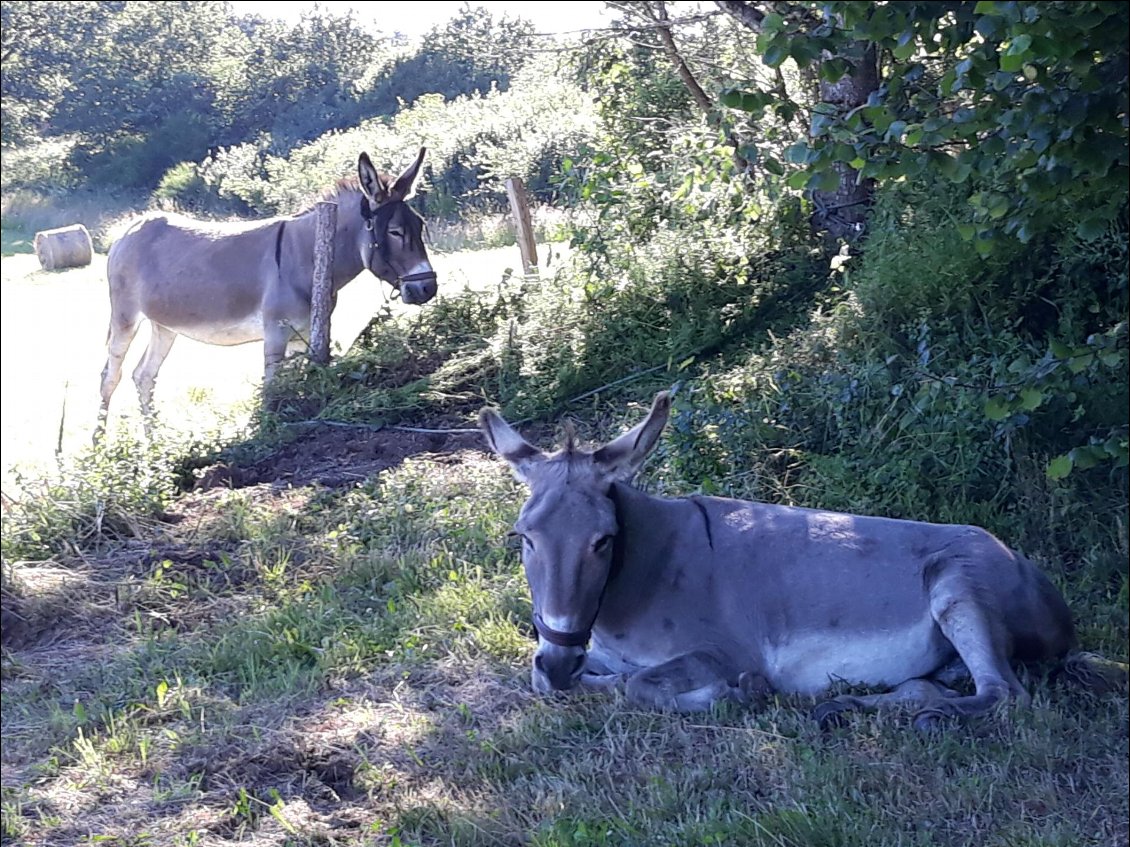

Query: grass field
[[1, 226, 1126, 846]]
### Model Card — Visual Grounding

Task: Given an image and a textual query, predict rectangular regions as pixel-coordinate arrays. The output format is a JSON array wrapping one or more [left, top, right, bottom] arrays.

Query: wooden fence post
[[505, 176, 538, 275], [309, 201, 338, 365]]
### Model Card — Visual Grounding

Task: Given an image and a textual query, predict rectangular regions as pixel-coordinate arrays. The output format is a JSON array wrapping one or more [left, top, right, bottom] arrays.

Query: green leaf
[[820, 58, 850, 83], [1046, 454, 1073, 480], [809, 169, 842, 193], [999, 52, 1025, 73], [974, 235, 997, 258], [763, 43, 788, 68], [1075, 217, 1107, 240], [1067, 353, 1094, 374], [1070, 446, 1104, 471], [1006, 34, 1033, 55], [1018, 388, 1044, 411], [893, 39, 916, 60], [984, 396, 1011, 421], [762, 12, 785, 34], [1049, 339, 1072, 358], [786, 170, 809, 190], [987, 194, 1011, 219], [784, 142, 810, 164]]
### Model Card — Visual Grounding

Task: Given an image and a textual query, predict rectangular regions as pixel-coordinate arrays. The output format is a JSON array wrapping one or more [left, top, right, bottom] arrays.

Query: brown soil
[[193, 422, 485, 491]]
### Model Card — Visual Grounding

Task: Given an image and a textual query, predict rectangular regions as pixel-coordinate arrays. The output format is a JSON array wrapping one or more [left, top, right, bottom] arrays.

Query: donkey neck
[[602, 482, 698, 606], [288, 189, 368, 291]]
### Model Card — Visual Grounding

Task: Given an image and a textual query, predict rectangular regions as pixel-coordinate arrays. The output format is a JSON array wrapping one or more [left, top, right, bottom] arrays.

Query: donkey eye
[[593, 535, 614, 554], [388, 228, 405, 239], [507, 530, 533, 552]]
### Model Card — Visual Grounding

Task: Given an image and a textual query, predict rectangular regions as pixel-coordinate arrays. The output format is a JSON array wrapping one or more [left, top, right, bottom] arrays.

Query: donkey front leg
[[263, 319, 307, 383], [625, 651, 766, 713]]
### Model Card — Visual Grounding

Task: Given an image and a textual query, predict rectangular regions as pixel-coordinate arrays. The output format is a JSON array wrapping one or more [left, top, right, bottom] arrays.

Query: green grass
[[0, 224, 34, 256], [3, 429, 1127, 845]]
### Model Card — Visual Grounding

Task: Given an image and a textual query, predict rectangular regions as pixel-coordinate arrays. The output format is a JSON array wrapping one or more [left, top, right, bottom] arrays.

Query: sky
[[228, 1, 617, 37]]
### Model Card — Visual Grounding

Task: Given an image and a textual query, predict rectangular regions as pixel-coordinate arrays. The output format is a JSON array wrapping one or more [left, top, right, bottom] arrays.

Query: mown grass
[[3, 436, 1126, 845]]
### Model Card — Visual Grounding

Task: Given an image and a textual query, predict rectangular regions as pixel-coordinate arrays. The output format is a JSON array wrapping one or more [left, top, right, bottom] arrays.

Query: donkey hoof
[[812, 700, 851, 731], [737, 672, 772, 708], [912, 708, 950, 733]]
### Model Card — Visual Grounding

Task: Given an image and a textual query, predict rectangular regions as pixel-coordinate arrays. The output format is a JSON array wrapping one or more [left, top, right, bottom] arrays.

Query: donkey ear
[[480, 406, 544, 484], [593, 391, 672, 481], [357, 152, 388, 203], [389, 147, 426, 201]]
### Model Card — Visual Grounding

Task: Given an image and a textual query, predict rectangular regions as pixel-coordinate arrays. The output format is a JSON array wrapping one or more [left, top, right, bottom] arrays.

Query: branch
[[643, 1, 749, 172], [713, 0, 766, 32], [649, 1, 714, 114]]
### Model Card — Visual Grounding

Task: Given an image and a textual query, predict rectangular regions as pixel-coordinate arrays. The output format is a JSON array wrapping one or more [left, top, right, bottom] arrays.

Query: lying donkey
[[480, 391, 1091, 729]]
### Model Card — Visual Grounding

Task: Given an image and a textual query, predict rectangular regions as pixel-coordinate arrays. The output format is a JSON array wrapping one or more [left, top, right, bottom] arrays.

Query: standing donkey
[[98, 148, 437, 430]]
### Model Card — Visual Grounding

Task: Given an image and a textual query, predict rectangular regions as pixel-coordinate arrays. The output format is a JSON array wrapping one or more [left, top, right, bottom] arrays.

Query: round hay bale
[[33, 224, 93, 271]]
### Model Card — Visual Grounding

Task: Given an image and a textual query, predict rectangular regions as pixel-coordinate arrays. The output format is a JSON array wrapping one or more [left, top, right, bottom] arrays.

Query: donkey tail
[[1057, 651, 1129, 696]]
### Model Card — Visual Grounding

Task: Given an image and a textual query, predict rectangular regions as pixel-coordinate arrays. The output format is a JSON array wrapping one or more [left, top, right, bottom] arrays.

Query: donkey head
[[480, 392, 672, 694], [356, 148, 437, 305]]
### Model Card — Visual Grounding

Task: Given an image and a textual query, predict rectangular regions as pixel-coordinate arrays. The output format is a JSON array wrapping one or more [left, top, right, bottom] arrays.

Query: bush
[[152, 161, 249, 216], [199, 58, 600, 218], [1, 431, 200, 561]]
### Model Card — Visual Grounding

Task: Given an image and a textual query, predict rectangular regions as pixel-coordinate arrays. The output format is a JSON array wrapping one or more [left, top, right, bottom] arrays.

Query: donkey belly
[[763, 615, 951, 695], [170, 312, 268, 346]]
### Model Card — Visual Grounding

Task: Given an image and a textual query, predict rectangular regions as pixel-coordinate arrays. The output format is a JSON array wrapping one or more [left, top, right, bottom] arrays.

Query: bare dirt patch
[[193, 422, 485, 491]]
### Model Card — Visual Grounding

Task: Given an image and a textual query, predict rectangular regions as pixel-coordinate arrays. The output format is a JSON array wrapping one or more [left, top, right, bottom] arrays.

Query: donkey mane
[[560, 420, 580, 455], [320, 175, 365, 202], [288, 176, 367, 216]]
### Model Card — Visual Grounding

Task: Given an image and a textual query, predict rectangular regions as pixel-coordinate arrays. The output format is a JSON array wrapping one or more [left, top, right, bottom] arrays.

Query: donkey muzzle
[[531, 612, 590, 692], [533, 645, 587, 692], [400, 272, 437, 305]]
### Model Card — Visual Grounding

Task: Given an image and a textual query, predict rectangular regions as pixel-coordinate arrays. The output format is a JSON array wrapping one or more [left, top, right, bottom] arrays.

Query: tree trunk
[[812, 45, 878, 242], [714, 1, 879, 241], [309, 201, 337, 366]]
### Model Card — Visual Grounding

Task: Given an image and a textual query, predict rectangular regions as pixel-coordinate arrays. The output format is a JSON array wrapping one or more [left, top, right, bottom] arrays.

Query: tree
[[221, 7, 387, 150], [0, 1, 113, 145], [716, 0, 879, 241], [361, 4, 536, 114], [721, 1, 1129, 250]]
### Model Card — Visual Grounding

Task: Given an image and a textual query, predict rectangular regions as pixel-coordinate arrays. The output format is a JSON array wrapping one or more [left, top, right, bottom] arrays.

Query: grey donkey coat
[[480, 391, 1080, 729]]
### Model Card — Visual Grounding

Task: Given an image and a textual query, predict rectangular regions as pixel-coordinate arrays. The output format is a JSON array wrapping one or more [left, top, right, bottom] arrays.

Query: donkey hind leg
[[910, 584, 1029, 731], [812, 679, 961, 729], [96, 315, 142, 441], [624, 650, 756, 713], [132, 323, 178, 425]]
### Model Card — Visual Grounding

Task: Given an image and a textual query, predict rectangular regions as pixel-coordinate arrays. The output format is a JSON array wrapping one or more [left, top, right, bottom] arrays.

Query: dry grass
[[3, 447, 1127, 846]]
